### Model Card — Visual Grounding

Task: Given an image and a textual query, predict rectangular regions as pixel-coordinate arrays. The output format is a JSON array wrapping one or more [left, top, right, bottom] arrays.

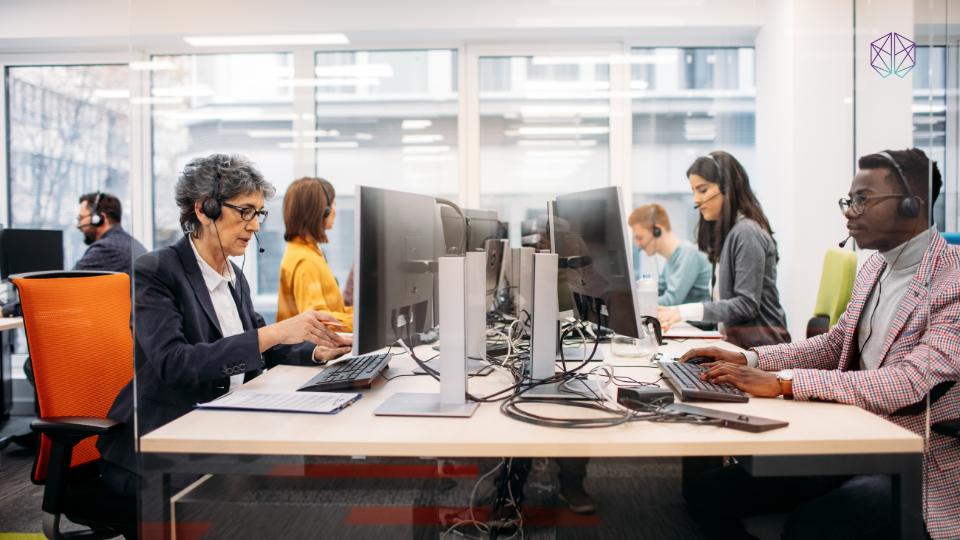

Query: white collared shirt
[[189, 238, 247, 391]]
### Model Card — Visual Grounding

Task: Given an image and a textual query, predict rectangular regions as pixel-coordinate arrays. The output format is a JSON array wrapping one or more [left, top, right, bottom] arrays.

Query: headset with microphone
[[839, 151, 920, 248], [78, 192, 105, 229], [201, 157, 266, 254], [693, 153, 726, 209]]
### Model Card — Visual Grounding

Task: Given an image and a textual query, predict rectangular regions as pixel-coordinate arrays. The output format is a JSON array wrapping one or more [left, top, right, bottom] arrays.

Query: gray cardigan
[[701, 218, 791, 349]]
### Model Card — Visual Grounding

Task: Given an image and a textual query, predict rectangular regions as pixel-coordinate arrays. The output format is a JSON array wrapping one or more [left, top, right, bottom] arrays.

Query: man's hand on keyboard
[[679, 347, 747, 365], [699, 363, 781, 397]]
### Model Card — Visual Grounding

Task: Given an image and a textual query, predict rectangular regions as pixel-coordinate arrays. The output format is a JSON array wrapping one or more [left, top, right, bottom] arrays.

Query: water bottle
[[636, 274, 658, 319]]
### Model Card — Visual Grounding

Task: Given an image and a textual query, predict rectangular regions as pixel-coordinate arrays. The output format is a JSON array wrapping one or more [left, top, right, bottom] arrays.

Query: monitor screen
[[354, 186, 445, 355], [553, 187, 641, 338], [0, 228, 64, 280], [440, 207, 506, 254]]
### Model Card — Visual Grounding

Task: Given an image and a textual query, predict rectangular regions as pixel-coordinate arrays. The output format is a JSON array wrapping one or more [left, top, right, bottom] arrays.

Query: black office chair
[[14, 271, 137, 540]]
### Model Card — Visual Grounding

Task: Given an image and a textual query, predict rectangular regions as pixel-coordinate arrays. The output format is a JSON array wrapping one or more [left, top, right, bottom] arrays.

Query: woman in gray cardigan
[[658, 151, 791, 349]]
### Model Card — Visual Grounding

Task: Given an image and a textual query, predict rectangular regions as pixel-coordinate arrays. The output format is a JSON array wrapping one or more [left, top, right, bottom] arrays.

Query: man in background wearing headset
[[680, 148, 960, 540], [75, 192, 147, 274]]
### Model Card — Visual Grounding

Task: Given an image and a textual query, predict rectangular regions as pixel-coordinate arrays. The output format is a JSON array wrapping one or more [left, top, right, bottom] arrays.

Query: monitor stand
[[557, 347, 604, 361], [521, 378, 611, 400], [375, 253, 484, 418], [412, 358, 489, 376], [373, 392, 482, 417]]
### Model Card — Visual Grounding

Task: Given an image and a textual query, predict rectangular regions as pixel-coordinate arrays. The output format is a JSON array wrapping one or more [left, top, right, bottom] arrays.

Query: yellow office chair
[[806, 247, 858, 339]]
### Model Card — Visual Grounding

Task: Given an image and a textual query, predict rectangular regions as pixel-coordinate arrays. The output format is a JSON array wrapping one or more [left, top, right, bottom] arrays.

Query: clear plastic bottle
[[636, 274, 659, 319]]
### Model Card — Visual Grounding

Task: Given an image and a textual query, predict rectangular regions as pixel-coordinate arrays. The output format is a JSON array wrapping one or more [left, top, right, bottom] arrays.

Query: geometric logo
[[871, 33, 916, 78]]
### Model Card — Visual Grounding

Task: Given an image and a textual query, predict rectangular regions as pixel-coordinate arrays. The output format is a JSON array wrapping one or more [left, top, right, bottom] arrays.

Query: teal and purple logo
[[871, 33, 916, 78]]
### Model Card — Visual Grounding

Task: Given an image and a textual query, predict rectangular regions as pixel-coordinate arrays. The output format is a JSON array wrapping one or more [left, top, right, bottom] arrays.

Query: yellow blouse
[[276, 237, 354, 331]]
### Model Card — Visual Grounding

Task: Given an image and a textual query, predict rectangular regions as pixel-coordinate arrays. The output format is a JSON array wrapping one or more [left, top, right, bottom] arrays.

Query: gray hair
[[175, 154, 276, 237]]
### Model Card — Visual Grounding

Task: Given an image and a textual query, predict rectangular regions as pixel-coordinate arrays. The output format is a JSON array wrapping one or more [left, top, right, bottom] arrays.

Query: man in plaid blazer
[[680, 148, 960, 540]]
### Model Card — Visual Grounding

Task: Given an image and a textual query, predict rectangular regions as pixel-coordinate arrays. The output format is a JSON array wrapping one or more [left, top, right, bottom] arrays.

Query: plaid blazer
[[755, 231, 960, 540]]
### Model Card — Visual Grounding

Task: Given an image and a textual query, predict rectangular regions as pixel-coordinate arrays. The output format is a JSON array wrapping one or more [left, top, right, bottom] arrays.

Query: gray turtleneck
[[857, 228, 932, 370]]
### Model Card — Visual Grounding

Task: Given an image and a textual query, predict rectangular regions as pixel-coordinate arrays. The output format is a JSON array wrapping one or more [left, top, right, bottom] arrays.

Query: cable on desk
[[377, 372, 423, 382]]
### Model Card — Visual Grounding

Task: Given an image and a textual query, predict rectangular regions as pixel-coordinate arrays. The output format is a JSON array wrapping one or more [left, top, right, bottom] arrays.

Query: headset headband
[[704, 153, 725, 192], [876, 151, 920, 219], [318, 179, 332, 220]]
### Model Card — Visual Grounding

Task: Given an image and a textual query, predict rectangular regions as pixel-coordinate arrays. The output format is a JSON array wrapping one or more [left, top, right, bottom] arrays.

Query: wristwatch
[[776, 369, 794, 398]]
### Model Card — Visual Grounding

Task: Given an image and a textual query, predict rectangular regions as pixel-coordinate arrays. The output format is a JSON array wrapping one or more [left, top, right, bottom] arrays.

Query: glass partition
[[116, 4, 949, 540]]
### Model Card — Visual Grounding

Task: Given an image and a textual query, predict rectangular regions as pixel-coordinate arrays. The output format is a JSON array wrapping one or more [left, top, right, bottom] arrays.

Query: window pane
[[314, 50, 459, 287], [479, 55, 611, 245], [7, 65, 130, 268], [631, 48, 756, 279], [151, 53, 294, 323], [913, 46, 946, 231]]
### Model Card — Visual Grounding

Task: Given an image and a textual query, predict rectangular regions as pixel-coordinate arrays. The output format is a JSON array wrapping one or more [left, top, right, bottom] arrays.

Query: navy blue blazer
[[97, 234, 315, 475]]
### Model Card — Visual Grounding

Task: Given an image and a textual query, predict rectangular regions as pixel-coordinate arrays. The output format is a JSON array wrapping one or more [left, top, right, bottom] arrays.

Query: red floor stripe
[[139, 522, 214, 540], [267, 463, 478, 478], [344, 506, 600, 527]]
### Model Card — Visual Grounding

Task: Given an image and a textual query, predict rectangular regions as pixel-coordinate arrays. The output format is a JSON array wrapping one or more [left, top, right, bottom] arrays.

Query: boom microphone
[[693, 192, 723, 210], [253, 232, 265, 253], [839, 235, 851, 249]]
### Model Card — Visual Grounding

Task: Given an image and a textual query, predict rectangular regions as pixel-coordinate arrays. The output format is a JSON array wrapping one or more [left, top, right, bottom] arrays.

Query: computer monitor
[[553, 187, 642, 339], [465, 210, 505, 252], [483, 239, 508, 311], [439, 207, 506, 254], [0, 228, 65, 280], [353, 186, 445, 356]]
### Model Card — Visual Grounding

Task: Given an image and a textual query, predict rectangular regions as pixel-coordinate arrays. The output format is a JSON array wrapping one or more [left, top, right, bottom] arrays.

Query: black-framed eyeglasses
[[222, 202, 268, 223], [838, 194, 903, 216]]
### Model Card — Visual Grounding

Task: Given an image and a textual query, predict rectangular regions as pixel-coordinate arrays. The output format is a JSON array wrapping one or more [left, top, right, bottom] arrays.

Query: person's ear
[[194, 201, 210, 226]]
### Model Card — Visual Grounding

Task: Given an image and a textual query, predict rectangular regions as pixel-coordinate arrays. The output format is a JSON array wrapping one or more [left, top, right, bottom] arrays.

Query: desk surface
[[141, 327, 922, 458], [0, 317, 24, 332]]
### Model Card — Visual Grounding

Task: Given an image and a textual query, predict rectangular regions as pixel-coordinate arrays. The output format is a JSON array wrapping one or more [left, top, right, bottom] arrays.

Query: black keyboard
[[658, 361, 748, 403], [297, 353, 392, 392]]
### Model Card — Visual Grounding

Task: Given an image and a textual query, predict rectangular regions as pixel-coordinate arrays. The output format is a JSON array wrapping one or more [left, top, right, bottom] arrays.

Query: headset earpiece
[[201, 158, 224, 220], [89, 192, 104, 227], [877, 151, 920, 219], [318, 179, 332, 220], [650, 203, 662, 238]]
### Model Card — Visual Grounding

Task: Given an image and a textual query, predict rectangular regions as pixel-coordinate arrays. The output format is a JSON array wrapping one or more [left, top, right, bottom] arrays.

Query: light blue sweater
[[658, 240, 711, 306]]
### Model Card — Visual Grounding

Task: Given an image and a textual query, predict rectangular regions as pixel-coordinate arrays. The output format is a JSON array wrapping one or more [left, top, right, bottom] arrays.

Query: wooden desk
[[139, 330, 925, 538]]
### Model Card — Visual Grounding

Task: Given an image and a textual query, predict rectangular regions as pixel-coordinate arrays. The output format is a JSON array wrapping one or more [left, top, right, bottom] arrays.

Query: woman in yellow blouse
[[276, 177, 353, 331]]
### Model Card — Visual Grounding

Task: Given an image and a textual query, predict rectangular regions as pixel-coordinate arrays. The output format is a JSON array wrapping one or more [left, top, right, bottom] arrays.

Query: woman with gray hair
[[96, 154, 352, 501]]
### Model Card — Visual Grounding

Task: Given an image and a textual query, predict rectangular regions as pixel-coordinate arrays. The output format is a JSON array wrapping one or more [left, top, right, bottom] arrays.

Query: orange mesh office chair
[[13, 270, 136, 540]]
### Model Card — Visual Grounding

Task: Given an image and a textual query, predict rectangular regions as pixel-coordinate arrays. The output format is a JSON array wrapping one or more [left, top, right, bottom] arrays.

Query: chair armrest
[[933, 418, 960, 439], [31, 418, 123, 518], [31, 417, 122, 441]]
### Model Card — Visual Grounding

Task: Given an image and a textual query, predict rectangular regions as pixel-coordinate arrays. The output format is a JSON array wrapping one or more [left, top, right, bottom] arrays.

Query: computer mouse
[[686, 356, 716, 365]]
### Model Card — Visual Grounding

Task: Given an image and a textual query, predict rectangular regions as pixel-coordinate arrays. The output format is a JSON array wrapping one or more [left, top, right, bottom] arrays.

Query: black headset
[[876, 151, 920, 219], [704, 153, 726, 193], [201, 157, 225, 220], [89, 192, 105, 227], [649, 203, 661, 238], [318, 178, 332, 220]]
